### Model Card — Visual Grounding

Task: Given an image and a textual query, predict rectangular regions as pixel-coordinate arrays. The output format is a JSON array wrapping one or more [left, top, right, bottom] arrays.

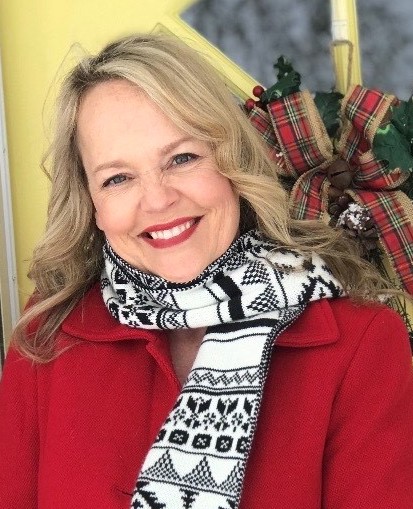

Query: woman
[[0, 33, 412, 509]]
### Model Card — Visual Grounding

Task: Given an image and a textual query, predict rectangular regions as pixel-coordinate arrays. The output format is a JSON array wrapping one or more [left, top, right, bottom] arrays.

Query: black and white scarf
[[101, 230, 343, 509]]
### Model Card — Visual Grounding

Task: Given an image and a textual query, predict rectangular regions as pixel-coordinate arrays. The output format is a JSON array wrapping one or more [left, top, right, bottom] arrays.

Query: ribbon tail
[[348, 189, 413, 295], [290, 171, 330, 221], [266, 90, 333, 176]]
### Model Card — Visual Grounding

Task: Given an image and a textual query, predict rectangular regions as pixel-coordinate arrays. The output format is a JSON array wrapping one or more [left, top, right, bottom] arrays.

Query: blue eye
[[172, 153, 198, 166], [102, 174, 127, 187]]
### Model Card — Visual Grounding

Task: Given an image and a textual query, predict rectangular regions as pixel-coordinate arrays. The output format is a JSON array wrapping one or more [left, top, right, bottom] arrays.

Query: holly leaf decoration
[[373, 123, 413, 172], [314, 91, 343, 137], [273, 56, 295, 80], [391, 98, 413, 144], [261, 71, 301, 103], [260, 56, 301, 104]]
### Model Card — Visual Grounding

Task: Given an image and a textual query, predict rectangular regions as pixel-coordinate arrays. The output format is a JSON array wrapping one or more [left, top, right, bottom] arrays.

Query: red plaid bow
[[248, 85, 413, 294]]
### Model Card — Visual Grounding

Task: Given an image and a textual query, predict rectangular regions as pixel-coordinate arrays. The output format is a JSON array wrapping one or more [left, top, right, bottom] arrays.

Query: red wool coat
[[0, 283, 413, 508]]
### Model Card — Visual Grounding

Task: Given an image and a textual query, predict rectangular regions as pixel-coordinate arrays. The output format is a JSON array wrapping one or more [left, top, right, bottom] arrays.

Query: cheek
[[195, 172, 239, 208], [204, 181, 240, 236], [216, 180, 240, 217], [93, 196, 135, 235], [223, 187, 241, 236]]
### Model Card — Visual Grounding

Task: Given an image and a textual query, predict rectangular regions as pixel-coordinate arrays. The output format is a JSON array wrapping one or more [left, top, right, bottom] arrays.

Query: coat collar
[[61, 283, 339, 348]]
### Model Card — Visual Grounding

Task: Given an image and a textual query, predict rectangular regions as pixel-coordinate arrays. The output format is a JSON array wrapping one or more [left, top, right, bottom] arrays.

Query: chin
[[156, 264, 207, 283]]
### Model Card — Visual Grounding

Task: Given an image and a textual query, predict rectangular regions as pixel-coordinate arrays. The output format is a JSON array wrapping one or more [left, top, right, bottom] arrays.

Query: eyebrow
[[159, 136, 194, 156], [92, 159, 132, 174], [91, 136, 195, 174]]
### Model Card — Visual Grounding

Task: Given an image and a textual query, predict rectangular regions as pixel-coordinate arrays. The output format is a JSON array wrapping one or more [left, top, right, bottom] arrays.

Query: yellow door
[[0, 0, 259, 315]]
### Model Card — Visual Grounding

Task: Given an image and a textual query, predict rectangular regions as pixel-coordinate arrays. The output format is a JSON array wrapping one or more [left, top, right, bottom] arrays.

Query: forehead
[[76, 80, 184, 142], [78, 79, 147, 121], [75, 80, 213, 174]]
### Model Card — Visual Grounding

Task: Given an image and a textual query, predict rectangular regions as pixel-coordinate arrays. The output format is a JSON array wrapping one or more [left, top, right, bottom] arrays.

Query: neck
[[168, 328, 206, 385]]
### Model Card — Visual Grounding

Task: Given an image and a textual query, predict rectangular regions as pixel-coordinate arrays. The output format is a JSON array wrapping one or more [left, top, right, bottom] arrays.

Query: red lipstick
[[141, 217, 201, 249]]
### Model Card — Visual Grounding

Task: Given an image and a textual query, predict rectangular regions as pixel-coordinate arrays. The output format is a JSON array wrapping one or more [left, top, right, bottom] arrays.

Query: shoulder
[[59, 283, 141, 342], [271, 297, 413, 444], [278, 297, 411, 378], [282, 296, 409, 346], [327, 297, 411, 359], [279, 296, 407, 345], [60, 283, 161, 343], [327, 296, 406, 329]]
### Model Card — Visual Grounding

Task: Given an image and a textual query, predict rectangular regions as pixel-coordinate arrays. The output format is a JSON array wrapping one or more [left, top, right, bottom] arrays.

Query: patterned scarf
[[101, 230, 343, 509]]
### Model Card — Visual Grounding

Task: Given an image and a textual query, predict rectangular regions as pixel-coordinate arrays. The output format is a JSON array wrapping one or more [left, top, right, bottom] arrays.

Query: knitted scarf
[[101, 230, 343, 509]]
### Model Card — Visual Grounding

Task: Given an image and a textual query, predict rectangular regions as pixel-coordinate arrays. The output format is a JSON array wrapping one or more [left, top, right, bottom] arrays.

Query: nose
[[139, 173, 180, 213]]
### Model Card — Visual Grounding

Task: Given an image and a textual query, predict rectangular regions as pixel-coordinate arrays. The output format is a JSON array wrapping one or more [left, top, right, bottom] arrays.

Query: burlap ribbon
[[248, 84, 413, 295]]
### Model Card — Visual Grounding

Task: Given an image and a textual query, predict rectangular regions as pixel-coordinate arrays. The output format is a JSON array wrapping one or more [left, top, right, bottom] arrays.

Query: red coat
[[1, 284, 413, 508]]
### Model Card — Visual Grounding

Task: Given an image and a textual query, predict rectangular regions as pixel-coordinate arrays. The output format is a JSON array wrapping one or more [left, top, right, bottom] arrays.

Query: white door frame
[[0, 51, 20, 367]]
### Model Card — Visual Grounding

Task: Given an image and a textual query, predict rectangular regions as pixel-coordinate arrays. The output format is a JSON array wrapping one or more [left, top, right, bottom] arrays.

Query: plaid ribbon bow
[[248, 84, 413, 295]]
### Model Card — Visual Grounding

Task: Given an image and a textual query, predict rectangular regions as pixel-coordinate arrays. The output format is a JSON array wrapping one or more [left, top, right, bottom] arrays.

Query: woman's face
[[77, 80, 240, 282]]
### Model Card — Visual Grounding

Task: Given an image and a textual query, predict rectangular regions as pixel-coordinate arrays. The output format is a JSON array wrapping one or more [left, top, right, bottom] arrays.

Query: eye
[[171, 153, 198, 166], [102, 174, 127, 188]]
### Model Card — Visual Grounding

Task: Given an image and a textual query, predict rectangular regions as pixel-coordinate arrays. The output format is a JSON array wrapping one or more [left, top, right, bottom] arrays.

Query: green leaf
[[373, 123, 413, 172], [273, 56, 295, 80], [259, 56, 301, 104], [261, 71, 301, 103], [391, 98, 413, 144], [314, 91, 343, 137]]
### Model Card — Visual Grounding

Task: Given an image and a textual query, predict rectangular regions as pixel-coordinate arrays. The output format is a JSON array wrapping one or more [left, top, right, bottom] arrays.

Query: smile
[[142, 217, 201, 248], [148, 219, 195, 240]]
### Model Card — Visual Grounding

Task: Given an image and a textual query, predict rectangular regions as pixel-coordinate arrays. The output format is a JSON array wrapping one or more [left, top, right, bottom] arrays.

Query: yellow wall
[[0, 0, 257, 307]]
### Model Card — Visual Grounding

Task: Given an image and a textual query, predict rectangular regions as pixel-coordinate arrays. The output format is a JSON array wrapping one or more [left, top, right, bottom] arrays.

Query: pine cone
[[337, 203, 379, 253], [328, 187, 354, 220]]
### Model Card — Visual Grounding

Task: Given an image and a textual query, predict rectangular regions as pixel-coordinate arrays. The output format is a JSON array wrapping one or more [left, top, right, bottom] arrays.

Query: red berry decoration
[[252, 85, 265, 98], [245, 98, 256, 111]]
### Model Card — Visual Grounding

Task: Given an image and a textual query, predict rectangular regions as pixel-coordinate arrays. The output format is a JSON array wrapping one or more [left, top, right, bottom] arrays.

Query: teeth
[[149, 220, 194, 240]]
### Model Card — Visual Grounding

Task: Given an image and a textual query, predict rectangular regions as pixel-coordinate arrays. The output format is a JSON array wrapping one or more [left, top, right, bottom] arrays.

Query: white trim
[[331, 0, 350, 40], [0, 50, 20, 363]]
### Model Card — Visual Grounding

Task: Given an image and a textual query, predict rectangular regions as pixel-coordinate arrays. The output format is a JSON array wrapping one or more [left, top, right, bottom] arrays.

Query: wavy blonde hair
[[13, 33, 392, 362]]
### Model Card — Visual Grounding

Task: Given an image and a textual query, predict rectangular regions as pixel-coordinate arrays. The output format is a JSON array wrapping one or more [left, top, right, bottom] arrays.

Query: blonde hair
[[14, 33, 392, 362]]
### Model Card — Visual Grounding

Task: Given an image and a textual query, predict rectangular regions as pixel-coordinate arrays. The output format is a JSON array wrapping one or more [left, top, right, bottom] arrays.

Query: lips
[[141, 217, 201, 248]]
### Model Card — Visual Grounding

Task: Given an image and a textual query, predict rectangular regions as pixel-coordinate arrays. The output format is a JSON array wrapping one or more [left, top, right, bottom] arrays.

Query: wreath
[[244, 57, 413, 344]]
